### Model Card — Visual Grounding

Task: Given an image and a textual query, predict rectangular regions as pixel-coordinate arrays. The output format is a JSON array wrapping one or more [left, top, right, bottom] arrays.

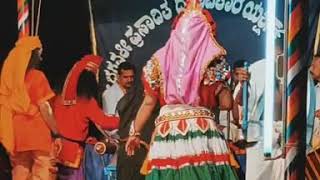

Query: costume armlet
[[129, 121, 141, 137]]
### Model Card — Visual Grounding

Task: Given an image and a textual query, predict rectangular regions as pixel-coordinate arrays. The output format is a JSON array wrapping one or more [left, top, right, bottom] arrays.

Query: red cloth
[[54, 96, 119, 165], [56, 54, 118, 166], [199, 81, 224, 111], [62, 55, 102, 105]]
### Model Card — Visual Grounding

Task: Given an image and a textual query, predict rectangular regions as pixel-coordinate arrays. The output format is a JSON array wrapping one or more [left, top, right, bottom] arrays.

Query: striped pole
[[285, 0, 308, 179], [17, 0, 30, 38]]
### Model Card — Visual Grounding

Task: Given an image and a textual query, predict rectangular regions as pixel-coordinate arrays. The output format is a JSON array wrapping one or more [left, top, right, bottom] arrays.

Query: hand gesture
[[125, 136, 141, 156], [53, 138, 62, 157]]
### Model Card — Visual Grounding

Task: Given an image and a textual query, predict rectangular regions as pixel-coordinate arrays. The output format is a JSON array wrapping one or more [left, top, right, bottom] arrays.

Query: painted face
[[118, 69, 135, 90]]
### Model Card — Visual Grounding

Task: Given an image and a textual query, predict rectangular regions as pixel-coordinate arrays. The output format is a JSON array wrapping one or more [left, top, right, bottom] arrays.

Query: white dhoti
[[246, 119, 284, 180]]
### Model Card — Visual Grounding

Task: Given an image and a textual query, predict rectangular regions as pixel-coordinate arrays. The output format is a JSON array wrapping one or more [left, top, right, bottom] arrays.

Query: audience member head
[[117, 62, 135, 90]]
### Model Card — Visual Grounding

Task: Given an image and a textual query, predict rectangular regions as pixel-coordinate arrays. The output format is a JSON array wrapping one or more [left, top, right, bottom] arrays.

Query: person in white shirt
[[102, 62, 135, 115], [233, 52, 318, 180], [308, 54, 320, 149], [233, 54, 285, 180], [305, 54, 320, 177]]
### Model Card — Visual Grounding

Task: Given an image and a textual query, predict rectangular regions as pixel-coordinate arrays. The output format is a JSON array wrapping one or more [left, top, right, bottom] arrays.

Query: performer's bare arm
[[39, 101, 62, 154], [134, 94, 157, 133], [39, 101, 59, 135], [125, 94, 157, 156], [218, 87, 233, 110]]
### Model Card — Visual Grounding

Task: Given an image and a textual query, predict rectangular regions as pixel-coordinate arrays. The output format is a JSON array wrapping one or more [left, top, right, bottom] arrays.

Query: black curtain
[[0, 0, 91, 93]]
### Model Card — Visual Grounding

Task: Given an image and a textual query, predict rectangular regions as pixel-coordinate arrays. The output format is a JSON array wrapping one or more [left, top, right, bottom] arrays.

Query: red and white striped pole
[[17, 0, 30, 38], [284, 0, 308, 179]]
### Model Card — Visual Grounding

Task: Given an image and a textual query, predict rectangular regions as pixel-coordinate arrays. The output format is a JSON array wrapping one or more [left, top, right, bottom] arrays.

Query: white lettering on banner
[[230, 0, 246, 14], [134, 15, 156, 37], [199, 0, 284, 37], [104, 0, 284, 87], [224, 0, 233, 12], [105, 0, 172, 87]]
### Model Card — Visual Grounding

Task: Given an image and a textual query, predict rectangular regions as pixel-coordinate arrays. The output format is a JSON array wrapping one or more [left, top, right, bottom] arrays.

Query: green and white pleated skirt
[[144, 105, 238, 180]]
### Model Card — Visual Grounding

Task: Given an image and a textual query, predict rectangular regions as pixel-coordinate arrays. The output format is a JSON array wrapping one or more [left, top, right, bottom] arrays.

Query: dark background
[[0, 0, 91, 92]]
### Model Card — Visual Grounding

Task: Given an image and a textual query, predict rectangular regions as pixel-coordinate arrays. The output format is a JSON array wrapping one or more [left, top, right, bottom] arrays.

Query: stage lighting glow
[[264, 0, 276, 157]]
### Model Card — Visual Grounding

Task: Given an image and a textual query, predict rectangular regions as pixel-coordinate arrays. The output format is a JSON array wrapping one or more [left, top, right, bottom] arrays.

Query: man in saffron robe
[[0, 36, 62, 180]]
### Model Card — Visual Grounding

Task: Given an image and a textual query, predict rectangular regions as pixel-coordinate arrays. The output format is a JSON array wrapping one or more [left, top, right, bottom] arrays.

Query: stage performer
[[83, 62, 136, 180], [125, 1, 238, 179], [54, 55, 119, 180], [0, 36, 62, 180]]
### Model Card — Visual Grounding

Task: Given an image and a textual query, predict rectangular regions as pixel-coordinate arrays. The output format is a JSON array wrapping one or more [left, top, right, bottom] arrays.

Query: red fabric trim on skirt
[[148, 153, 230, 170]]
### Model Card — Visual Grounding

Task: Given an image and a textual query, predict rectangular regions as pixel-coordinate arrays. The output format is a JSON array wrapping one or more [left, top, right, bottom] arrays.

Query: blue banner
[[93, 0, 287, 88]]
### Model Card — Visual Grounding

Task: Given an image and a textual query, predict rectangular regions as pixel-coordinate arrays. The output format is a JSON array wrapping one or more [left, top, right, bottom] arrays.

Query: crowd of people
[[0, 0, 319, 180]]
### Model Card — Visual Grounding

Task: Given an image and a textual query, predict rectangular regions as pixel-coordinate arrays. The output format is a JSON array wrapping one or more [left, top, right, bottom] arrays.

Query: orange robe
[[0, 36, 42, 154], [54, 96, 119, 168], [13, 69, 55, 153]]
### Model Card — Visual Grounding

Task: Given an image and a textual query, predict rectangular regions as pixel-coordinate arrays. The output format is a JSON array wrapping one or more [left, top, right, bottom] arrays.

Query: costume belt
[[155, 107, 213, 127], [60, 135, 86, 148]]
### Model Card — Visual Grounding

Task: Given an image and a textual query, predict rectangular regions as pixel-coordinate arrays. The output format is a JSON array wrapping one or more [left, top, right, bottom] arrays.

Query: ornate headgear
[[171, 0, 217, 36], [203, 58, 231, 85], [62, 55, 102, 105]]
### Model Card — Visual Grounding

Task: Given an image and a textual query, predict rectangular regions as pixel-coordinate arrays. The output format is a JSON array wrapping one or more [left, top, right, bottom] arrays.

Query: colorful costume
[[54, 55, 119, 180], [0, 36, 56, 179], [138, 2, 238, 179]]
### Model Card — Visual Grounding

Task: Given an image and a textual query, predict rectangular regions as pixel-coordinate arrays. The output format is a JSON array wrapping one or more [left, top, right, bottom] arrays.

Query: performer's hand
[[316, 109, 320, 119], [234, 68, 250, 82], [53, 138, 62, 156], [125, 136, 141, 156]]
